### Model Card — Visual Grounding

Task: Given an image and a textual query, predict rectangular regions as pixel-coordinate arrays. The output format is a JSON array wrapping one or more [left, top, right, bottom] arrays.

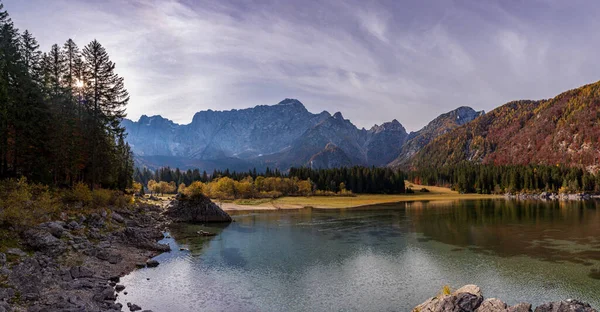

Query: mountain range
[[122, 99, 483, 171], [124, 80, 600, 172]]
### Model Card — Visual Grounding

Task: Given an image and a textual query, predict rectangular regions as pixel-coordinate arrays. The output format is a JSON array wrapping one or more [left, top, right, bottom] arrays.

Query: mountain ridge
[[123, 99, 483, 171], [406, 80, 600, 170]]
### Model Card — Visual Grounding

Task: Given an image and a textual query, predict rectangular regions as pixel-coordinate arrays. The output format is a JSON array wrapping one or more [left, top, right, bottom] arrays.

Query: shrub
[[68, 182, 93, 205], [92, 189, 113, 207], [0, 178, 60, 229], [177, 183, 186, 194], [183, 181, 206, 198], [441, 285, 452, 296]]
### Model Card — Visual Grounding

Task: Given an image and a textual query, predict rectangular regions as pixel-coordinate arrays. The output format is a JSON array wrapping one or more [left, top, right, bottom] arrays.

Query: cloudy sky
[[4, 0, 600, 130]]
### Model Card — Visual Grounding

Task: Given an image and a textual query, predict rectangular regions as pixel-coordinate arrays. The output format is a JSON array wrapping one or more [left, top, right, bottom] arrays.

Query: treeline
[[288, 167, 405, 194], [0, 2, 132, 189], [408, 163, 600, 194], [135, 166, 406, 196], [133, 166, 286, 187]]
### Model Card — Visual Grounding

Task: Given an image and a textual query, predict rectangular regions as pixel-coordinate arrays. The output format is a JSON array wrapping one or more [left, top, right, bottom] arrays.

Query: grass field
[[221, 182, 501, 211]]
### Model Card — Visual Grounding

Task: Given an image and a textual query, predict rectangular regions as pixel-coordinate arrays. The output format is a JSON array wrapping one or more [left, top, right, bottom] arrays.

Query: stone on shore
[[413, 285, 595, 312], [166, 193, 232, 223], [507, 303, 532, 312], [535, 299, 596, 312]]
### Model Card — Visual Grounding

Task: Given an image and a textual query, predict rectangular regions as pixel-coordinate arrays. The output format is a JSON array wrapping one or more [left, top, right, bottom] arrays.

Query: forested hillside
[[409, 81, 600, 170], [0, 3, 132, 189]]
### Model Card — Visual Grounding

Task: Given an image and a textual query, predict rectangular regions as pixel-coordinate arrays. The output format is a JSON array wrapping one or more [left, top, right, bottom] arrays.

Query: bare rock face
[[413, 285, 595, 312], [166, 194, 232, 223]]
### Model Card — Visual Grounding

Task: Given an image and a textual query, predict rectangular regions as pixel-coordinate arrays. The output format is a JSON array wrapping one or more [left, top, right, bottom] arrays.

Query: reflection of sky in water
[[117, 200, 600, 311]]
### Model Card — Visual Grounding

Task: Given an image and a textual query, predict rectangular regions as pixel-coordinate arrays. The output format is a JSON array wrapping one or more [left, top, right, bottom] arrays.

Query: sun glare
[[74, 79, 84, 88]]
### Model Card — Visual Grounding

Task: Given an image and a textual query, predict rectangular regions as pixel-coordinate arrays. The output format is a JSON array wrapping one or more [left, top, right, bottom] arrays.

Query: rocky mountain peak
[[451, 106, 485, 125], [333, 112, 344, 120], [136, 115, 177, 127], [278, 98, 305, 107], [369, 119, 406, 134]]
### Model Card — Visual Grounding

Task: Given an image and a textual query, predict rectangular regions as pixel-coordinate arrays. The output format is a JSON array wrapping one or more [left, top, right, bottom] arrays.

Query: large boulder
[[477, 298, 507, 312], [166, 194, 232, 223], [534, 300, 595, 312], [413, 286, 595, 312], [412, 284, 483, 312]]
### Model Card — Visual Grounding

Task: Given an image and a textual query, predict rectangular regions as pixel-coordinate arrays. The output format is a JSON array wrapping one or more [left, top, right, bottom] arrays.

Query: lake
[[117, 199, 600, 311]]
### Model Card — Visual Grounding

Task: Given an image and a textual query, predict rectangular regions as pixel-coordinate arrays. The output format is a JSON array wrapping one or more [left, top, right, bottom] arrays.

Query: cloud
[[4, 0, 600, 131]]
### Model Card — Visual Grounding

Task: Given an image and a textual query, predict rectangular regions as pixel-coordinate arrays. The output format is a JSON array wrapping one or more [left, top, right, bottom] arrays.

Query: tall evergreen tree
[[82, 39, 129, 188]]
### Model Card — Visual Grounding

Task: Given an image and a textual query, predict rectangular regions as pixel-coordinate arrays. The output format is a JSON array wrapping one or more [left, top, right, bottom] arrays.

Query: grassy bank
[[220, 183, 501, 211]]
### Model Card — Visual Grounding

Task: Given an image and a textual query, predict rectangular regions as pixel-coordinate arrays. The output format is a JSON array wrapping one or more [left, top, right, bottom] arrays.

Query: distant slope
[[389, 106, 484, 167], [308, 143, 353, 169], [409, 81, 600, 169]]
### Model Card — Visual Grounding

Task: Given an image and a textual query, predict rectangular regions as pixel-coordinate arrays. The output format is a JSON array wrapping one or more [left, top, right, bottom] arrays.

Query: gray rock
[[0, 287, 15, 301], [115, 284, 126, 292], [94, 287, 116, 302], [24, 229, 66, 255], [0, 252, 5, 265], [534, 299, 596, 312], [146, 259, 159, 268], [128, 302, 142, 311], [456, 292, 483, 311], [166, 193, 232, 223], [111, 212, 125, 223], [70, 266, 94, 279], [40, 221, 65, 238], [477, 298, 507, 312], [68, 220, 81, 230], [508, 303, 532, 312], [6, 248, 27, 257]]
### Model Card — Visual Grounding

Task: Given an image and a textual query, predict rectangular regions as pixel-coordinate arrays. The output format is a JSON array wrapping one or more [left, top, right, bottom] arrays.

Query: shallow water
[[117, 199, 600, 311]]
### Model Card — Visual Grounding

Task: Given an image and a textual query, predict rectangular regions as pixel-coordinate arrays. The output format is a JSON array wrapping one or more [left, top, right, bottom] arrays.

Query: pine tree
[[82, 40, 129, 189], [62, 39, 80, 89]]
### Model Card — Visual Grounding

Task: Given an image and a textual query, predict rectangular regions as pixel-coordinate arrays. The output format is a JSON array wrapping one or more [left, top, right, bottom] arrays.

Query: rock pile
[[166, 193, 232, 223], [413, 285, 596, 312]]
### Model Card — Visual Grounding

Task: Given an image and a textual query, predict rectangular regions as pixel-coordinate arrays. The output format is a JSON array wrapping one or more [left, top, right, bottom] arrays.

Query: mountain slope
[[308, 143, 353, 169], [409, 81, 600, 169], [256, 112, 408, 169], [389, 106, 484, 167]]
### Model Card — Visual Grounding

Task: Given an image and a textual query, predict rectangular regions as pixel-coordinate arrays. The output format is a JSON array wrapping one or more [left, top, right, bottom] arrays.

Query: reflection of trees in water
[[406, 199, 600, 266], [168, 223, 231, 255]]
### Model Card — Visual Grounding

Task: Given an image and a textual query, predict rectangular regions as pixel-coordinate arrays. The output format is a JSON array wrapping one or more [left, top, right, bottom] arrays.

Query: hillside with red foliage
[[409, 81, 600, 170]]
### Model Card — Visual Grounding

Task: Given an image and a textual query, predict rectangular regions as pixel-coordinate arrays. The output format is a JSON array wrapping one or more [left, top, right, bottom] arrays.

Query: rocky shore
[[504, 192, 598, 200], [413, 285, 596, 312], [0, 201, 171, 312]]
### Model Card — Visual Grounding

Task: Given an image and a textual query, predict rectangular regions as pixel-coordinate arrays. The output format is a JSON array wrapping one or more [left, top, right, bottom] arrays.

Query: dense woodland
[[409, 163, 600, 194], [0, 2, 132, 190], [134, 166, 406, 197]]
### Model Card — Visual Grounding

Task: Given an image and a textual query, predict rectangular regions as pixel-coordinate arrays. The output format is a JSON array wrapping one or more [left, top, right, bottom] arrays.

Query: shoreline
[[220, 193, 503, 211], [0, 200, 171, 312]]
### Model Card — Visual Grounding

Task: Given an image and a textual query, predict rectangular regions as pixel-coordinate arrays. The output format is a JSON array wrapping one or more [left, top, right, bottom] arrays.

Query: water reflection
[[405, 200, 600, 267], [118, 200, 600, 311]]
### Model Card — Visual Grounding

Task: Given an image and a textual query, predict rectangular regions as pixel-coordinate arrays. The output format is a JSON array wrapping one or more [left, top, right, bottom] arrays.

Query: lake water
[[117, 199, 600, 311]]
